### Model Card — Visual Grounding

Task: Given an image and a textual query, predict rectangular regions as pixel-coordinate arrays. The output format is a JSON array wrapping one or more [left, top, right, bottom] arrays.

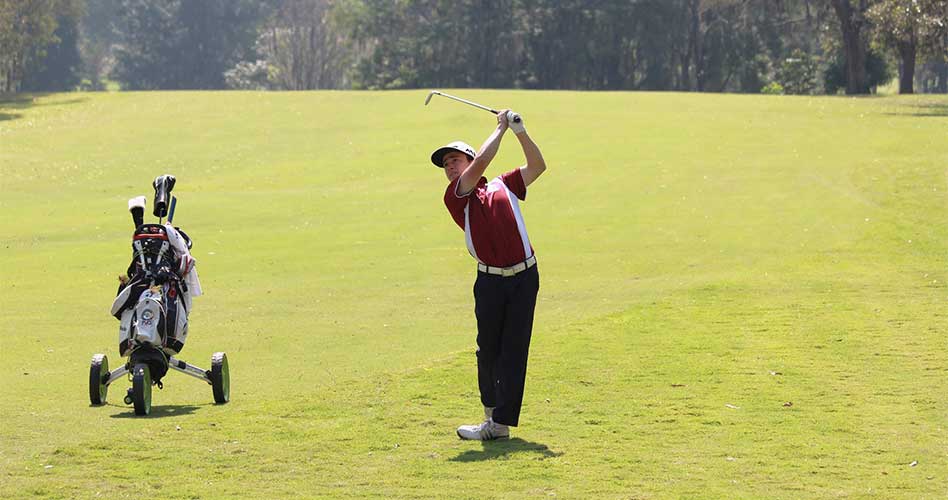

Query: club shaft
[[167, 196, 177, 224], [435, 92, 497, 114], [427, 91, 521, 123]]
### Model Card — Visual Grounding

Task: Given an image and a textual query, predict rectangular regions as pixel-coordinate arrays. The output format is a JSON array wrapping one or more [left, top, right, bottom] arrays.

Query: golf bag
[[110, 222, 202, 380]]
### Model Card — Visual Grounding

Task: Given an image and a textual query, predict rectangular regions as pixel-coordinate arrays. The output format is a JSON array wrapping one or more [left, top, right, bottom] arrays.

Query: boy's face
[[442, 152, 471, 181]]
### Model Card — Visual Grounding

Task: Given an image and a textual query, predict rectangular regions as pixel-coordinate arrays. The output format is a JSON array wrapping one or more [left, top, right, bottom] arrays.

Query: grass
[[0, 90, 946, 499]]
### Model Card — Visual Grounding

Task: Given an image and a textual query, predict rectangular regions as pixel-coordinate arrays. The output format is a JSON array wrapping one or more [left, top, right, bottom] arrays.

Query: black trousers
[[473, 264, 539, 427]]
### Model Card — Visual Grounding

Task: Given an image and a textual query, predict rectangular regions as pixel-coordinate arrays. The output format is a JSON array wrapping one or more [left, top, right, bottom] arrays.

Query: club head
[[128, 196, 146, 228], [128, 196, 146, 212], [424, 90, 439, 106], [152, 174, 176, 218]]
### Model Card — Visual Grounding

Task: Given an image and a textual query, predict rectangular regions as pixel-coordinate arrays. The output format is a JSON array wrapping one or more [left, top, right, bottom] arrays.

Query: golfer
[[431, 109, 546, 440]]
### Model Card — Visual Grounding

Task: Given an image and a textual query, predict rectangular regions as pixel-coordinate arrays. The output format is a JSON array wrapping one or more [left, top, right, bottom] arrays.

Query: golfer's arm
[[458, 125, 505, 195], [516, 131, 546, 187]]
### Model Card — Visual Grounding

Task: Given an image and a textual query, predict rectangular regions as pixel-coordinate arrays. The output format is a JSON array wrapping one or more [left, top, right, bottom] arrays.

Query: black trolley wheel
[[132, 363, 152, 416], [210, 352, 230, 404], [89, 354, 109, 405]]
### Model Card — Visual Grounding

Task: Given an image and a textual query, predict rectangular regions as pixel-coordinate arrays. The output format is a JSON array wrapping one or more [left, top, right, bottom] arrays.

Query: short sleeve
[[443, 177, 468, 229], [500, 168, 527, 200]]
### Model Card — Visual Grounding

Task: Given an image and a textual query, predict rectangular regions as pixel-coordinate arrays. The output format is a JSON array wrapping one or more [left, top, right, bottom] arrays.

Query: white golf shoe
[[456, 418, 509, 441]]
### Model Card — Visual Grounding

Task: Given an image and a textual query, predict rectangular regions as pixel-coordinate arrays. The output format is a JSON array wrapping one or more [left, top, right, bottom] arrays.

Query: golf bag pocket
[[164, 289, 188, 355], [119, 309, 134, 356], [111, 278, 148, 319], [134, 288, 163, 346], [117, 286, 189, 356]]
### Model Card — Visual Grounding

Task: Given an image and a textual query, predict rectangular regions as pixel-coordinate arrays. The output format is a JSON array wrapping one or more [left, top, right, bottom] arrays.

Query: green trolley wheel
[[131, 363, 152, 416], [210, 352, 230, 404], [89, 354, 109, 405]]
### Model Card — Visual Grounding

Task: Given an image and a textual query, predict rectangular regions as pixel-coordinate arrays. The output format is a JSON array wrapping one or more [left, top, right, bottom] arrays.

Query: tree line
[[1, 0, 946, 94]]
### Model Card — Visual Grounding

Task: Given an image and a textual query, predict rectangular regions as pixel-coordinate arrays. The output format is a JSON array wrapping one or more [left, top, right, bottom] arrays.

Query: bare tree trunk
[[678, 0, 697, 90], [478, 0, 493, 88], [308, 24, 318, 88], [830, 0, 869, 94], [897, 38, 915, 94], [690, 0, 704, 91]]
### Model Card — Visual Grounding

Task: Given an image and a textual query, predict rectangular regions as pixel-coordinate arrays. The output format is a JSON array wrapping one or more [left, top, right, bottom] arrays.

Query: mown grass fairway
[[1, 90, 946, 499]]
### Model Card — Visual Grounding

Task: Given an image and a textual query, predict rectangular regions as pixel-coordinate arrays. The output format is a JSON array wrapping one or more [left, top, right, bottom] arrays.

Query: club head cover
[[152, 174, 177, 218], [128, 196, 146, 227]]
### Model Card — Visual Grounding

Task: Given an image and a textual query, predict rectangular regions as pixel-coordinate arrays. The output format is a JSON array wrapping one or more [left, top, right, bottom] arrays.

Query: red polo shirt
[[444, 168, 534, 267]]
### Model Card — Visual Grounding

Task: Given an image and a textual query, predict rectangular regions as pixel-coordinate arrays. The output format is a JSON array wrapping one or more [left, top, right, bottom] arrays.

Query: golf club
[[128, 196, 146, 228], [152, 174, 176, 220], [167, 196, 177, 224], [425, 90, 521, 123]]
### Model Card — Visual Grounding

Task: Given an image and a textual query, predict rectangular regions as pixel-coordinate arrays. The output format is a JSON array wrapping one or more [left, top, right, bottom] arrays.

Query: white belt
[[478, 255, 537, 277]]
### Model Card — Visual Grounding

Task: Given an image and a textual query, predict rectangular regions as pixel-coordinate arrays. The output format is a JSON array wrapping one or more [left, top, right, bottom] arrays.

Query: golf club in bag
[[89, 175, 229, 416]]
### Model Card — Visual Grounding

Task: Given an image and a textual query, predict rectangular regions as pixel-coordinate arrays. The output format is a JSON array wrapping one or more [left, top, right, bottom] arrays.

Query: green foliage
[[341, 0, 520, 90], [250, 0, 350, 90], [0, 0, 71, 92], [867, 0, 948, 93], [760, 81, 785, 94], [823, 58, 845, 94], [20, 8, 83, 91], [866, 49, 895, 88], [775, 49, 818, 95], [7, 0, 938, 93], [111, 0, 182, 90], [824, 49, 893, 94], [112, 0, 263, 89], [223, 60, 269, 90], [77, 0, 123, 90], [626, 0, 681, 90], [1, 91, 946, 497], [338, 0, 837, 92], [869, 0, 948, 60]]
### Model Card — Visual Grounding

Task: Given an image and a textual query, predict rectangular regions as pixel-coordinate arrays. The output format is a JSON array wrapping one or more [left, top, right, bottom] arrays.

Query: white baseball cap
[[430, 141, 477, 168]]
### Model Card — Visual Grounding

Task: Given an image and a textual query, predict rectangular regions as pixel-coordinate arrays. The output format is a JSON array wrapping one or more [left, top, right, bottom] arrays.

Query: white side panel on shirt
[[499, 180, 533, 259], [463, 201, 481, 263]]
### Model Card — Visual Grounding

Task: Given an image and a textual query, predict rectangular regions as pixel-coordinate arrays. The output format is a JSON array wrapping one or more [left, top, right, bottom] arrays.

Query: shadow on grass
[[450, 438, 562, 462], [0, 94, 36, 107], [108, 404, 206, 419], [883, 101, 948, 117], [0, 93, 88, 121]]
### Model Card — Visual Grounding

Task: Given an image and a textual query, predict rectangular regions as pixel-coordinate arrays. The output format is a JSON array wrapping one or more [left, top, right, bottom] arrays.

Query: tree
[[868, 0, 948, 93], [176, 0, 262, 88], [255, 0, 350, 90], [678, 0, 823, 93], [869, 0, 919, 93], [112, 0, 181, 89], [79, 0, 122, 90], [0, 0, 61, 92], [776, 49, 820, 94], [824, 47, 892, 92], [113, 0, 262, 89], [829, 0, 872, 94], [340, 0, 519, 89], [520, 0, 638, 89], [21, 1, 84, 91], [328, 0, 838, 93]]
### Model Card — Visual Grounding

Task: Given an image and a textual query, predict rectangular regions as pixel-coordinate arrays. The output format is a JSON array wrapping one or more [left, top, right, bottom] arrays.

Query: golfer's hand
[[496, 109, 510, 131], [506, 110, 525, 134]]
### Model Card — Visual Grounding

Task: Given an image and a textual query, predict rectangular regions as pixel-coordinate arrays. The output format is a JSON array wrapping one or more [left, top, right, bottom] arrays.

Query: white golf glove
[[506, 110, 525, 134]]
